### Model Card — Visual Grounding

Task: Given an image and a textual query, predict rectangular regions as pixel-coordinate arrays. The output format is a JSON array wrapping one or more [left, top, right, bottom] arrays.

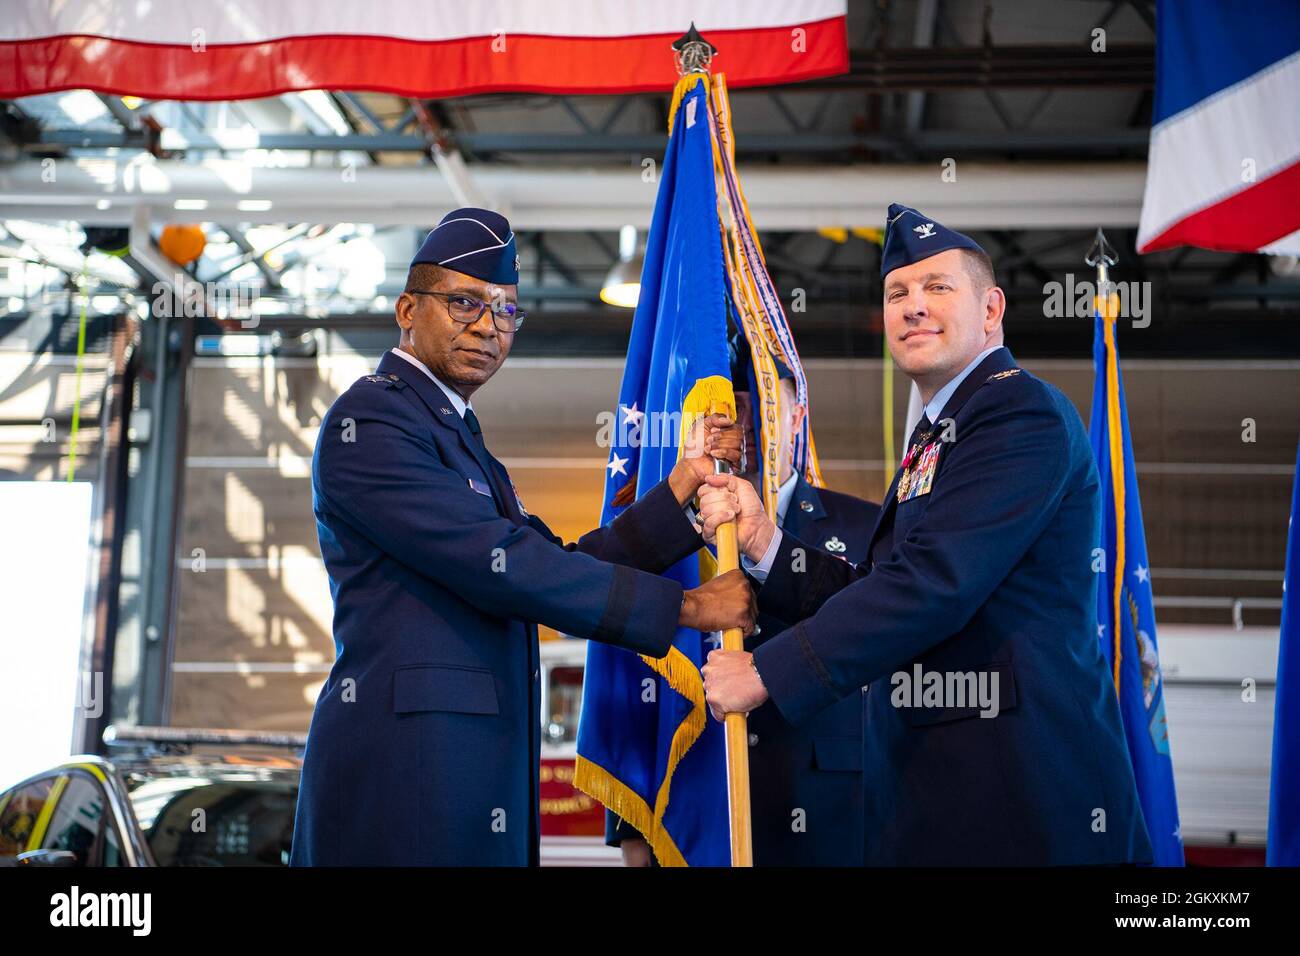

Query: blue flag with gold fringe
[[1090, 303, 1185, 866], [573, 75, 733, 867], [1267, 439, 1300, 865]]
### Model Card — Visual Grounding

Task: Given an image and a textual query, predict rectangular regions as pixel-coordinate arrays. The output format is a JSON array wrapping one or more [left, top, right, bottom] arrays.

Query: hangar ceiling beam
[[19, 125, 1150, 157], [0, 159, 1149, 231]]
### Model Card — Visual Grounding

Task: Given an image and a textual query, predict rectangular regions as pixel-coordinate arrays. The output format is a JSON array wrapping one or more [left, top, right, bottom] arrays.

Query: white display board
[[0, 481, 94, 789]]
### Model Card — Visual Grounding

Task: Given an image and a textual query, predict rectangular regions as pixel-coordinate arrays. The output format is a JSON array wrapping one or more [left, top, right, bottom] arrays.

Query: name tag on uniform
[[468, 478, 493, 498]]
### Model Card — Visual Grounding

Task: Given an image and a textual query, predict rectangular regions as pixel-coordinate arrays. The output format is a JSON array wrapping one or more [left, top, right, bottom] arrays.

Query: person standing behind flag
[[697, 205, 1152, 865], [610, 342, 879, 866]]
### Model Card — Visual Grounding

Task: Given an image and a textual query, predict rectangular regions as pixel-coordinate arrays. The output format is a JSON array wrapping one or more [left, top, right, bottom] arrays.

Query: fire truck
[[538, 639, 620, 866]]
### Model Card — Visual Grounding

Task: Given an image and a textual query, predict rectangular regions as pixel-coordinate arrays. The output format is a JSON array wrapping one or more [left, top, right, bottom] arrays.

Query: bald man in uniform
[[609, 343, 879, 866]]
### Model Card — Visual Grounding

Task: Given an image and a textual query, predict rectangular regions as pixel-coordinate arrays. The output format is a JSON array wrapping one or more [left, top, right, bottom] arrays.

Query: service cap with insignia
[[881, 202, 986, 279], [412, 207, 519, 285]]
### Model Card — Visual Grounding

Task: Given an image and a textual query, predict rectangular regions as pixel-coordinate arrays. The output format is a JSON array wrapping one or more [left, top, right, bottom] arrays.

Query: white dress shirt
[[389, 347, 472, 418], [772, 469, 800, 528]]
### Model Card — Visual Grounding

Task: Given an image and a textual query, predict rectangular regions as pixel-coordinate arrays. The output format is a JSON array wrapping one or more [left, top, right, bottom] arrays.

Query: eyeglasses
[[407, 290, 526, 333]]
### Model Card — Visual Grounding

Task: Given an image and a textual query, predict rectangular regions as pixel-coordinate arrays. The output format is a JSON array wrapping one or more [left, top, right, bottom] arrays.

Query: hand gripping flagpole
[[674, 22, 753, 867]]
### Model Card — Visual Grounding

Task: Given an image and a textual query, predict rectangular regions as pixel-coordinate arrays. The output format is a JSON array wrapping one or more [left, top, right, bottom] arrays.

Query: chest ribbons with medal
[[897, 425, 942, 504]]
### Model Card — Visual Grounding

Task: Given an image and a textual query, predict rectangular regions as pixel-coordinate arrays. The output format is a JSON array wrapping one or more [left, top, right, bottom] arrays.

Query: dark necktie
[[463, 407, 484, 446], [870, 413, 934, 568], [461, 407, 522, 523], [907, 413, 933, 452]]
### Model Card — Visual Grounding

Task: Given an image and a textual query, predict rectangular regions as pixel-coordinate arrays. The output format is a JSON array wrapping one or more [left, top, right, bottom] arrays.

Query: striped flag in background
[[0, 1, 848, 100], [1137, 0, 1300, 256]]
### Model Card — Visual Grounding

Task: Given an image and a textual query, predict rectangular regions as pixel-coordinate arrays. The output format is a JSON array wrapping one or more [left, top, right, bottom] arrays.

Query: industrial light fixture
[[600, 224, 643, 308]]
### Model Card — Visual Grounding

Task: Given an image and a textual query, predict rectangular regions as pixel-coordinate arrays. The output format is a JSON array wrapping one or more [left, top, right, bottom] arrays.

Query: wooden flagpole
[[712, 454, 754, 867], [678, 23, 752, 868]]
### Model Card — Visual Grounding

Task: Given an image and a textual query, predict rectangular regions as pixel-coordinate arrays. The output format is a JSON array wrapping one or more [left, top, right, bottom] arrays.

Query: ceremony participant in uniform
[[697, 204, 1152, 866], [290, 207, 755, 867], [610, 342, 879, 866]]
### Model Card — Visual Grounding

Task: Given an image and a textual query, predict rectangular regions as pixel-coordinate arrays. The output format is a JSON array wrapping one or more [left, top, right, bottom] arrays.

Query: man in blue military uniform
[[698, 204, 1153, 866], [610, 343, 879, 866], [290, 207, 755, 867]]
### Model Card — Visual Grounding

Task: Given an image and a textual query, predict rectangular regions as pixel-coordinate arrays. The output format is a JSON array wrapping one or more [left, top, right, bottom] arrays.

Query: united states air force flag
[[1267, 439, 1300, 865], [1090, 298, 1184, 866], [573, 75, 733, 867]]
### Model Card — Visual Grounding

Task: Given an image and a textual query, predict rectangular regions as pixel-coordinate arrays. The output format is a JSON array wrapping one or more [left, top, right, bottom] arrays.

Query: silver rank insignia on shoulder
[[824, 536, 846, 553]]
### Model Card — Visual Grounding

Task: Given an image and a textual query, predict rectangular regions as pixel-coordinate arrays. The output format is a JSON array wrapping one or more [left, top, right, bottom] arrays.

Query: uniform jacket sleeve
[[753, 379, 1075, 727], [527, 476, 702, 576], [315, 386, 687, 659]]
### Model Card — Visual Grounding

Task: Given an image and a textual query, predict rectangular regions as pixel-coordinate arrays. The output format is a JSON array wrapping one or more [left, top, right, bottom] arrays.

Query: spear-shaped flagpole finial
[[1086, 226, 1120, 318], [672, 22, 717, 76], [1085, 227, 1119, 283]]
